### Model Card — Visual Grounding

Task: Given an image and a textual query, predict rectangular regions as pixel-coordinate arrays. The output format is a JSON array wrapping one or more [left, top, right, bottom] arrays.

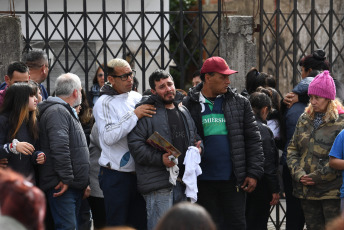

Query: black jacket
[[38, 97, 90, 191], [255, 116, 280, 194], [128, 94, 202, 194], [0, 113, 41, 182], [182, 83, 264, 186]]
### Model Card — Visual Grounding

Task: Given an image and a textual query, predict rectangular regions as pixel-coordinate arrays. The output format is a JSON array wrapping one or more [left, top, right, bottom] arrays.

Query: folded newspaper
[[146, 131, 181, 158]]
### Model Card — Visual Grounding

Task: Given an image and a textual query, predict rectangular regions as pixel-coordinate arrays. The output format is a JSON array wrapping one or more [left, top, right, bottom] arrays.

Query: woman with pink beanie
[[287, 70, 344, 230]]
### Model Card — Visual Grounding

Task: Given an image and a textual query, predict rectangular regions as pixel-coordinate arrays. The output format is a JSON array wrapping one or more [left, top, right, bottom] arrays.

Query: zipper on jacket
[[236, 185, 239, 192]]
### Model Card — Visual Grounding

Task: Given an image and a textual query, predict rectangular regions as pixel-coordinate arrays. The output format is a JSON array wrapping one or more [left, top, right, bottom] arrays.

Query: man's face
[[206, 72, 231, 96], [73, 87, 82, 108], [151, 76, 176, 104], [5, 71, 30, 86], [41, 61, 49, 82], [108, 65, 133, 94], [192, 76, 202, 87]]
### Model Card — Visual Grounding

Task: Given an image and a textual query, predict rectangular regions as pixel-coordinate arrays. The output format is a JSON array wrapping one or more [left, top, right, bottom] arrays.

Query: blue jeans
[[46, 187, 83, 230], [99, 167, 147, 229], [143, 187, 173, 230]]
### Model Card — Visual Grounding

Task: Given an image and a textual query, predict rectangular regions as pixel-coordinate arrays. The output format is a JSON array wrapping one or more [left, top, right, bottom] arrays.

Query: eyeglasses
[[110, 70, 136, 81]]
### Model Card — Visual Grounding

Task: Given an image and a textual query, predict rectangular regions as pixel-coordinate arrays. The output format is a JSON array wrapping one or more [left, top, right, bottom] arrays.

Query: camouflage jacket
[[287, 112, 344, 200]]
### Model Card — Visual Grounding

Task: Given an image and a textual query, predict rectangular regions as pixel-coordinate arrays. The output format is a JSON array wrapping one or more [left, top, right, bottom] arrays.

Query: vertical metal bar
[[122, 0, 127, 59], [276, 203, 280, 230], [259, 0, 264, 71], [160, 0, 164, 70], [44, 0, 50, 94], [63, 0, 69, 72], [83, 0, 89, 93], [141, 0, 146, 90], [102, 0, 107, 81], [24, 0, 30, 51], [199, 0, 203, 68], [275, 0, 280, 92], [311, 0, 315, 52], [292, 0, 298, 87], [217, 0, 221, 56], [179, 0, 185, 89], [329, 0, 333, 72]]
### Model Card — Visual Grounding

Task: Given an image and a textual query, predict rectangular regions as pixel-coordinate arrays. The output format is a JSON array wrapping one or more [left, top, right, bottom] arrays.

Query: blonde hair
[[305, 98, 344, 122]]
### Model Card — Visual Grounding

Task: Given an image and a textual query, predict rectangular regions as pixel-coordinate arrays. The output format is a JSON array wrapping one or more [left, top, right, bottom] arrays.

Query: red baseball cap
[[200, 56, 238, 75]]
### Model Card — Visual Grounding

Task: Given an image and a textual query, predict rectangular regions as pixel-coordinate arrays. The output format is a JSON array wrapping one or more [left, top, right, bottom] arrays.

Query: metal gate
[[260, 0, 344, 229], [15, 0, 221, 94], [259, 0, 344, 96]]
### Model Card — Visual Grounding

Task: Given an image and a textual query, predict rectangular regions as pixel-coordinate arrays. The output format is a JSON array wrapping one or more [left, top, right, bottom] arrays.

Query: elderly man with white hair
[[38, 73, 90, 230]]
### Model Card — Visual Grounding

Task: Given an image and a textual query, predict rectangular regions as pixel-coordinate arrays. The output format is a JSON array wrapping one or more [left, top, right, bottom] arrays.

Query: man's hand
[[270, 193, 280, 206], [16, 142, 35, 155], [134, 104, 156, 119], [83, 186, 91, 199], [300, 175, 315, 186], [195, 140, 202, 154], [53, 181, 69, 197], [36, 152, 46, 164], [283, 92, 299, 108], [0, 158, 8, 168], [162, 152, 175, 168], [241, 177, 257, 193]]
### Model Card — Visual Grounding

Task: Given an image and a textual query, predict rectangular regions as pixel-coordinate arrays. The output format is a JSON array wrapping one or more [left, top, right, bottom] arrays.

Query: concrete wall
[[220, 16, 256, 93], [0, 16, 22, 81]]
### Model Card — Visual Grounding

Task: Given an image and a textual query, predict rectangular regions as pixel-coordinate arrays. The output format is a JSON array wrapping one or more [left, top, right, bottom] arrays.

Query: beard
[[162, 93, 175, 104], [73, 93, 82, 107]]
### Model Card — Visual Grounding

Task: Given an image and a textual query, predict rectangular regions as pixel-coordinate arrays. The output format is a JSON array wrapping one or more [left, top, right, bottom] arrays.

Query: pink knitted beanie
[[308, 70, 336, 100]]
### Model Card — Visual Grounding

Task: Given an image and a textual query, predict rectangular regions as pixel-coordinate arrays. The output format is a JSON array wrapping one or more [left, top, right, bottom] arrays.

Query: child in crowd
[[0, 82, 45, 183], [246, 90, 280, 230]]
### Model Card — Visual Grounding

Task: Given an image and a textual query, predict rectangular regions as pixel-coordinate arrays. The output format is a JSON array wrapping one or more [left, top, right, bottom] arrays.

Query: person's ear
[[4, 75, 10, 85], [150, 88, 156, 95], [107, 76, 115, 85]]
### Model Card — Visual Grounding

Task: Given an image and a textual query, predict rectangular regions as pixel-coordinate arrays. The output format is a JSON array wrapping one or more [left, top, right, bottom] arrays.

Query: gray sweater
[[89, 124, 103, 197]]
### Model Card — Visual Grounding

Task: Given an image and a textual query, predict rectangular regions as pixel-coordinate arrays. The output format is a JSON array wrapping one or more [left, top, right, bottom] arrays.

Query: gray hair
[[55, 73, 81, 97], [107, 58, 130, 75], [22, 49, 48, 69]]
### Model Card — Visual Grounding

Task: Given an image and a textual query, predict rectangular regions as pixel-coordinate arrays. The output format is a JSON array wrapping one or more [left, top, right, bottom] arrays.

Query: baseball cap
[[200, 56, 238, 75]]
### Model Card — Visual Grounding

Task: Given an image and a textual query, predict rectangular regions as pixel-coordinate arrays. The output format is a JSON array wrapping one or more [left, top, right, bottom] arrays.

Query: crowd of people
[[1, 48, 344, 230]]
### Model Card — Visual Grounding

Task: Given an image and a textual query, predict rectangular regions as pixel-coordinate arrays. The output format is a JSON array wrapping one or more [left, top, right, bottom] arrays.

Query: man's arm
[[128, 118, 166, 167], [243, 99, 264, 180], [46, 107, 74, 186], [94, 98, 155, 146]]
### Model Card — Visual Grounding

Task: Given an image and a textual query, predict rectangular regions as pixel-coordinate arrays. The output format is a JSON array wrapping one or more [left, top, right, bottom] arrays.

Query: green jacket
[[287, 111, 344, 200]]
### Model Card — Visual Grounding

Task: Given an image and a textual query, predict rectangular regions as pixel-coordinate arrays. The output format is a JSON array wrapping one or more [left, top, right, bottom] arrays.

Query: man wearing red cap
[[183, 56, 264, 229]]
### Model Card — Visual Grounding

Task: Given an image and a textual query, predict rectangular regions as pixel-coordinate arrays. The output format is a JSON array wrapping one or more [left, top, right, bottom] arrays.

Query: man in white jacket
[[93, 58, 155, 228]]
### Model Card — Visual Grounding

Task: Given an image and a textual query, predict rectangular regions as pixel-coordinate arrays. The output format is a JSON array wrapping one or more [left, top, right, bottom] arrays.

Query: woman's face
[[28, 95, 38, 111], [37, 89, 43, 103], [97, 69, 105, 87], [309, 95, 330, 113], [301, 66, 311, 79]]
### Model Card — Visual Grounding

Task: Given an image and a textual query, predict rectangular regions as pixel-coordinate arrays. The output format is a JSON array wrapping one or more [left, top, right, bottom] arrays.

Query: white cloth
[[167, 155, 179, 185], [182, 146, 202, 203], [267, 119, 280, 139], [93, 91, 142, 172]]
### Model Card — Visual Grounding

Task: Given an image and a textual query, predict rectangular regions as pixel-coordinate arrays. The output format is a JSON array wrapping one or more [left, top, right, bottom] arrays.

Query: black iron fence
[[259, 0, 344, 96], [16, 0, 221, 94]]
